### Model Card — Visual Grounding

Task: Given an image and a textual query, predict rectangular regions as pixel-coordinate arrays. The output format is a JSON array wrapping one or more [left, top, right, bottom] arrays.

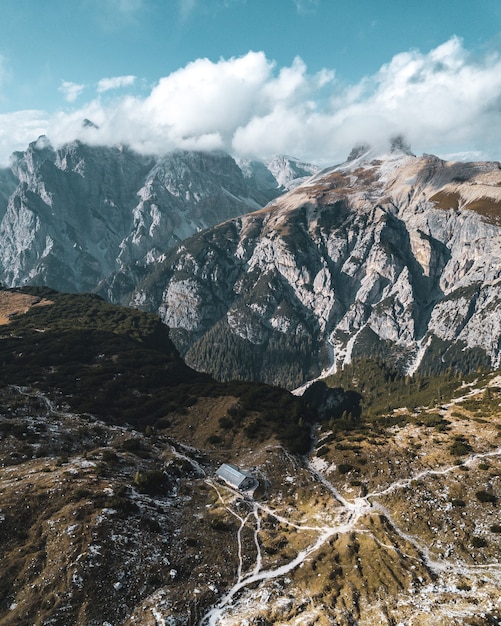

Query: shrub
[[101, 449, 118, 463], [133, 470, 171, 496], [316, 445, 330, 457], [338, 463, 354, 475], [207, 434, 223, 445], [471, 536, 488, 548], [475, 490, 497, 504], [139, 516, 162, 533], [244, 419, 262, 439], [450, 436, 472, 456], [108, 495, 139, 514], [209, 515, 232, 532], [218, 416, 234, 429], [73, 488, 92, 500], [417, 413, 443, 427], [451, 499, 466, 508], [119, 438, 142, 452], [490, 524, 501, 533]]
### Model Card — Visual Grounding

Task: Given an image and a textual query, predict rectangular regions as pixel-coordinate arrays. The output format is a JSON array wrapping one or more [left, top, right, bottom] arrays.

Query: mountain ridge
[[122, 146, 501, 387], [0, 138, 315, 293], [1, 138, 501, 389]]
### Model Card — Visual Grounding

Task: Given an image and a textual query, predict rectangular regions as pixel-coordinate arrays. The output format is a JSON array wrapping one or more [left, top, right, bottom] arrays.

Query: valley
[[197, 376, 501, 625], [0, 304, 500, 624], [0, 137, 500, 625]]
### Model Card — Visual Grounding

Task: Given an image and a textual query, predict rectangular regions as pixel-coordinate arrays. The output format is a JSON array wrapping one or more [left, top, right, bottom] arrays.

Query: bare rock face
[[1, 139, 155, 291], [132, 148, 501, 387], [0, 138, 293, 293], [2, 137, 500, 387]]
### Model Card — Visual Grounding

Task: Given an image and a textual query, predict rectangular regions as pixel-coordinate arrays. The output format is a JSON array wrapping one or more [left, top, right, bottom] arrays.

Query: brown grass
[[464, 197, 501, 224], [0, 292, 53, 325], [429, 190, 460, 210]]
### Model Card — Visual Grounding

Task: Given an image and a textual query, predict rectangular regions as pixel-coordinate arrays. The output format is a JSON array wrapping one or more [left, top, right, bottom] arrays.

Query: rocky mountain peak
[[82, 118, 99, 129], [132, 150, 501, 387], [389, 134, 414, 156], [346, 143, 372, 162], [9, 135, 56, 183], [0, 139, 299, 293], [344, 136, 414, 167], [1, 138, 500, 388], [265, 154, 321, 190]]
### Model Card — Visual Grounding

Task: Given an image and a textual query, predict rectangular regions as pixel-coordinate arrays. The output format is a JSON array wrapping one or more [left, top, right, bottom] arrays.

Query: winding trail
[[11, 386, 500, 622], [200, 444, 501, 625]]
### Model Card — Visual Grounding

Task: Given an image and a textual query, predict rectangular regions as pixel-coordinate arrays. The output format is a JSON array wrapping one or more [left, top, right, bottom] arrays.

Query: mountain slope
[[0, 287, 500, 625], [0, 140, 315, 294], [128, 146, 501, 387], [0, 286, 312, 451]]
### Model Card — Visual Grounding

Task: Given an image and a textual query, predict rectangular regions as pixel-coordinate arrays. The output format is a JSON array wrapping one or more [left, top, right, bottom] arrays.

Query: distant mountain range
[[1, 136, 500, 626], [1, 137, 500, 387], [0, 137, 318, 293], [120, 142, 501, 387]]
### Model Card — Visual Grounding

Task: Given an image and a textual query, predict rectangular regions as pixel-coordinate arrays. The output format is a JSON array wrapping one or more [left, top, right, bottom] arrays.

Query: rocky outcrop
[[238, 155, 320, 196], [129, 148, 501, 387], [2, 137, 500, 388], [0, 139, 310, 293]]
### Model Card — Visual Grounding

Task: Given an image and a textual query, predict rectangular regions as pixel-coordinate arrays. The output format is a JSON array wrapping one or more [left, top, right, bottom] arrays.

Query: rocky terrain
[[124, 141, 501, 388], [0, 137, 500, 625], [1, 138, 500, 390], [0, 137, 312, 293], [0, 289, 500, 625]]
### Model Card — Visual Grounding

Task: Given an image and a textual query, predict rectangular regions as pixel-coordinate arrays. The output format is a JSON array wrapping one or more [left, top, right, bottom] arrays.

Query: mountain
[[0, 138, 315, 293], [1, 287, 500, 625], [1, 137, 501, 389], [124, 144, 501, 388], [0, 286, 312, 452], [238, 154, 321, 193]]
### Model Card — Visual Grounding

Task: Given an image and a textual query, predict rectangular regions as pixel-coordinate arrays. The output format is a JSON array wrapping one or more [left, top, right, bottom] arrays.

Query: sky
[[1, 0, 501, 165]]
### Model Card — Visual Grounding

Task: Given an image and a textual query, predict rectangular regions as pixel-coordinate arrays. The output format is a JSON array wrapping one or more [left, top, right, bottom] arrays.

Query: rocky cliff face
[[128, 147, 501, 387], [2, 138, 500, 388], [1, 139, 154, 291], [0, 138, 308, 292], [238, 154, 321, 193]]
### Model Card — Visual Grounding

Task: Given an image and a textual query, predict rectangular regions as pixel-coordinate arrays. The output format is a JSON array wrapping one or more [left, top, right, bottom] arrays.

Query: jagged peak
[[346, 143, 372, 162], [265, 154, 320, 191], [389, 134, 414, 156], [82, 118, 99, 130], [32, 135, 53, 152], [345, 136, 414, 165], [8, 135, 56, 178]]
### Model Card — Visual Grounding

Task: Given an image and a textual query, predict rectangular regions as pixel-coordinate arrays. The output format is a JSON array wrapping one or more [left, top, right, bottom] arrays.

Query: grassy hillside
[[0, 286, 314, 453]]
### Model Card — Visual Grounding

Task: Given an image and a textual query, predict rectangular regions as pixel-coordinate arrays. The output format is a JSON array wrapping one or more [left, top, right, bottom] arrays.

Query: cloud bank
[[2, 37, 501, 165]]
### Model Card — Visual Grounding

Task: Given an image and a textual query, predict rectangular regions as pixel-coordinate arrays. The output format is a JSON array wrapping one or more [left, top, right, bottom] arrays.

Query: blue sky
[[1, 0, 501, 164]]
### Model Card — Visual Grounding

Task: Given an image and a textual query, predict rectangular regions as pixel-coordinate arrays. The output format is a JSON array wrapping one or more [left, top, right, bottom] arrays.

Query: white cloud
[[59, 81, 86, 103], [0, 110, 48, 161], [327, 36, 501, 157], [2, 38, 501, 166], [97, 75, 136, 93]]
